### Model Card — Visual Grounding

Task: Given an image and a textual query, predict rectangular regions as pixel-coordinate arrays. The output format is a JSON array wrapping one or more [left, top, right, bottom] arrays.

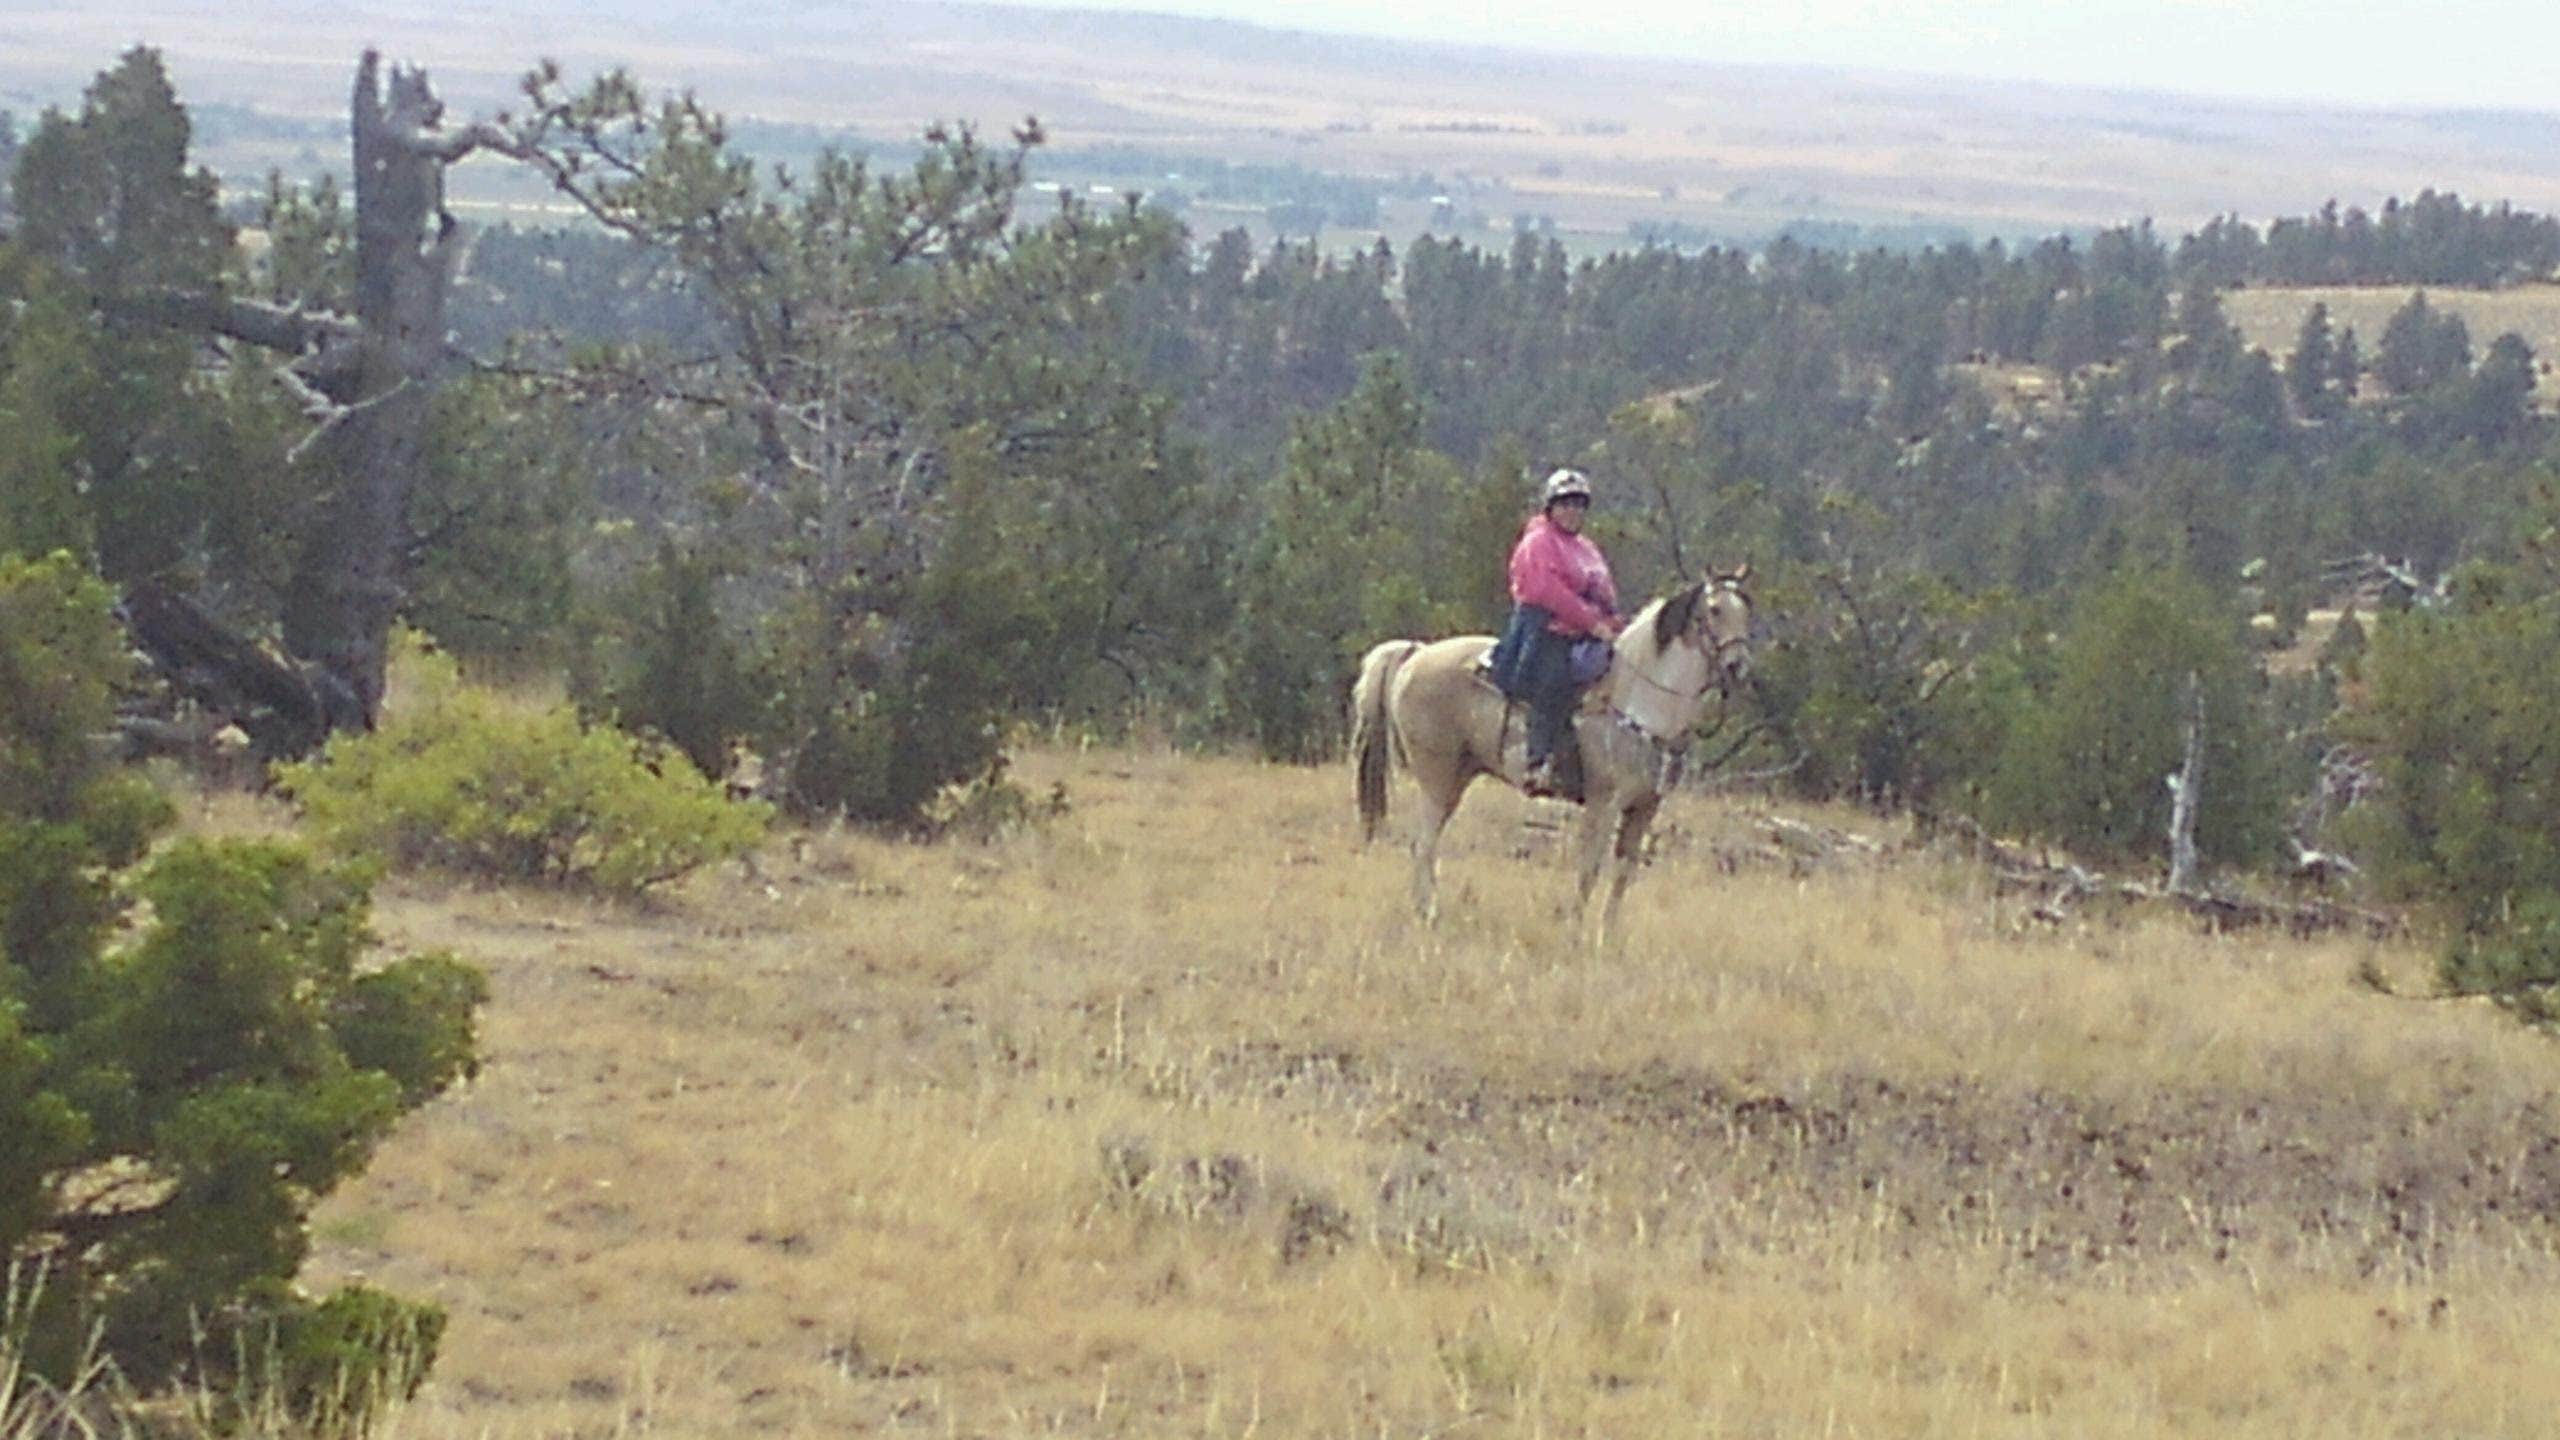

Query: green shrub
[[1982, 566, 2281, 869], [243, 1282, 445, 1434], [2439, 896, 2560, 1026], [1, 554, 480, 1419], [280, 640, 767, 893], [586, 540, 761, 783], [2341, 568, 2560, 923]]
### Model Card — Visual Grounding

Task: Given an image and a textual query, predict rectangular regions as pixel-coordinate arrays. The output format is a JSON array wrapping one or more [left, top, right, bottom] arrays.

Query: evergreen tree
[[2459, 332, 2538, 447], [2037, 291, 2105, 373], [2330, 324, 2364, 401], [2285, 301, 2341, 420], [1755, 501, 2020, 808], [0, 271, 94, 559], [2344, 526, 2560, 1021], [593, 542, 757, 781], [9, 48, 228, 300], [1222, 354, 1491, 760], [500, 71, 1187, 822], [402, 378, 588, 664], [2167, 282, 2240, 373], [1, 553, 483, 1406], [2375, 291, 2449, 395], [0, 110, 19, 224], [4, 48, 241, 585], [1986, 565, 2278, 868]]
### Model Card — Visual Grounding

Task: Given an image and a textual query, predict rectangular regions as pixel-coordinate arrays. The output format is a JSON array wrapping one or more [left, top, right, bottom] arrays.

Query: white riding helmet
[[1542, 468, 1593, 507]]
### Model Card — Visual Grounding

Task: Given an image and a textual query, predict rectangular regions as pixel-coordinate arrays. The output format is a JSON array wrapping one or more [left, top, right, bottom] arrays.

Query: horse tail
[[1352, 639, 1421, 845]]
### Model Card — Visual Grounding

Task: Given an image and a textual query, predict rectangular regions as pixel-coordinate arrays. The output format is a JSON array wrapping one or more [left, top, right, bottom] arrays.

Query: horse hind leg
[[1409, 772, 1469, 923]]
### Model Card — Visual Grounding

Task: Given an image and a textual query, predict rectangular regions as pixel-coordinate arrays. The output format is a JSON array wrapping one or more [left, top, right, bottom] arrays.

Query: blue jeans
[[1518, 625, 1577, 767]]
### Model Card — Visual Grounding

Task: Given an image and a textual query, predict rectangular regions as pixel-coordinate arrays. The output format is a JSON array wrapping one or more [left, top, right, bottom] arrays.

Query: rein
[[1603, 587, 1752, 786], [1617, 659, 1720, 709], [1613, 599, 1749, 722]]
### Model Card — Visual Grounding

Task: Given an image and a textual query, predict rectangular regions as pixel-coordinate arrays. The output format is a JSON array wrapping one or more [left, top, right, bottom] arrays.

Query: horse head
[[1649, 564, 1754, 696]]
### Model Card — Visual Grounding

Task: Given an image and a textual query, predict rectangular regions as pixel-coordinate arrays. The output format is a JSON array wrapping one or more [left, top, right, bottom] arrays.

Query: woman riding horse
[[1354, 557, 1755, 944], [1489, 468, 1622, 797]]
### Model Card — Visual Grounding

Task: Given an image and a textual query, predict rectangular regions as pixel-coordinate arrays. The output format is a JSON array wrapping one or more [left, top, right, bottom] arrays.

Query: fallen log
[[1774, 811, 2402, 940], [118, 581, 358, 761]]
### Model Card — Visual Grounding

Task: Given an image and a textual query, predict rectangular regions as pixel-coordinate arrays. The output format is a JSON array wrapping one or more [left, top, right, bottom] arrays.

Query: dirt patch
[[1169, 1038, 2560, 1281], [1360, 1057, 2560, 1278]]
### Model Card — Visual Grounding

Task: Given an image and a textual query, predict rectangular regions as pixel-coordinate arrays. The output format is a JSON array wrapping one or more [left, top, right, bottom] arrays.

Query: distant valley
[[6, 1, 2559, 253]]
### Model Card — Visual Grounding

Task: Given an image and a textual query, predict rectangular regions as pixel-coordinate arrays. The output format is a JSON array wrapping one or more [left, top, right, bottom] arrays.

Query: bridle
[[1608, 581, 1754, 759], [1626, 584, 1753, 699]]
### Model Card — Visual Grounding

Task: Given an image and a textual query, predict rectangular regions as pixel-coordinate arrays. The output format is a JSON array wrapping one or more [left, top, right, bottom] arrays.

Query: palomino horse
[[1351, 571, 1754, 939]]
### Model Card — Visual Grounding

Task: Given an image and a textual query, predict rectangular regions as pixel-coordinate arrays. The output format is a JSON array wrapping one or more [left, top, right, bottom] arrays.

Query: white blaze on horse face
[[1709, 590, 1753, 681]]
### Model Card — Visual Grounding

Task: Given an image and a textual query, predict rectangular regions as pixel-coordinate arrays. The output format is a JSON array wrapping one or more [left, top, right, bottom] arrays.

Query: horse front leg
[[1571, 798, 1619, 932], [1597, 795, 1662, 949]]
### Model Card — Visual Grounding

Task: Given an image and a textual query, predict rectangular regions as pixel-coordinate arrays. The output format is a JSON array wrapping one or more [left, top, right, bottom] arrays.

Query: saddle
[[1469, 657, 1599, 804], [1474, 631, 1612, 698]]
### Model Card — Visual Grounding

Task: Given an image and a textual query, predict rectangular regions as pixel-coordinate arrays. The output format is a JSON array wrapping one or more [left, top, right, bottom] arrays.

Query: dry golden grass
[[225, 745, 2560, 1437], [2228, 283, 2560, 407]]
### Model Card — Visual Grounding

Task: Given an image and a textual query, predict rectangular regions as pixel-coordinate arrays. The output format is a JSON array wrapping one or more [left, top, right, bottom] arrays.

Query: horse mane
[[1651, 581, 1706, 655]]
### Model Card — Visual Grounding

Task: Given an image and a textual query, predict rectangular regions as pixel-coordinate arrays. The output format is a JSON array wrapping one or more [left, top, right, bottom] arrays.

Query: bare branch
[[112, 289, 360, 354], [270, 361, 345, 422], [399, 117, 519, 165], [288, 378, 412, 467]]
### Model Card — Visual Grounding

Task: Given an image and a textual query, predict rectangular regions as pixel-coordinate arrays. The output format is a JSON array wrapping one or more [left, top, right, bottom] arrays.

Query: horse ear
[[1655, 581, 1705, 653]]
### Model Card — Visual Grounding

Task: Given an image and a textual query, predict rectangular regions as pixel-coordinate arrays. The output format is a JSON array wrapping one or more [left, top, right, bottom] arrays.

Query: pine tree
[[0, 110, 19, 224], [5, 48, 238, 585], [1986, 565, 2278, 868], [0, 275, 95, 559], [2331, 324, 2364, 400], [2286, 301, 2340, 419], [1223, 354, 1484, 760], [9, 48, 228, 299], [2375, 291, 2439, 395], [498, 72, 1185, 821], [2460, 333, 2538, 446], [1, 553, 483, 1406], [2167, 282, 2240, 373]]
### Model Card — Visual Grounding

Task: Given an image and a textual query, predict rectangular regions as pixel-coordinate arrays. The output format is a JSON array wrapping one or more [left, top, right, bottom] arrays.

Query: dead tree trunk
[[2165, 671, 2203, 895], [101, 53, 504, 749], [278, 52, 482, 725]]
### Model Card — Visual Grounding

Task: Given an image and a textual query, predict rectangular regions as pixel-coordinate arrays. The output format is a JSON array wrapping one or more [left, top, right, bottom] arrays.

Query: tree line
[[9, 50, 2560, 821], [2178, 190, 2560, 290]]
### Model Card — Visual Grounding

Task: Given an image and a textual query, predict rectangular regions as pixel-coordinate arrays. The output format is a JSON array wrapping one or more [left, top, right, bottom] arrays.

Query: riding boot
[[1553, 741, 1585, 802]]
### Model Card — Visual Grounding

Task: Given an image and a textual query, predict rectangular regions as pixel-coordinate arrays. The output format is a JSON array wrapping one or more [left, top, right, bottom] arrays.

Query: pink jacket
[[1508, 515, 1619, 636]]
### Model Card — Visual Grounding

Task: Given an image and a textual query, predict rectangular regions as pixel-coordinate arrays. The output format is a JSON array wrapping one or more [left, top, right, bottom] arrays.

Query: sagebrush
[[282, 639, 768, 893]]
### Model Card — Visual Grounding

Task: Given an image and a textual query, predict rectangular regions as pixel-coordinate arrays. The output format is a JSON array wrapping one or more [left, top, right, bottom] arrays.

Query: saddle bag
[[1567, 636, 1613, 688]]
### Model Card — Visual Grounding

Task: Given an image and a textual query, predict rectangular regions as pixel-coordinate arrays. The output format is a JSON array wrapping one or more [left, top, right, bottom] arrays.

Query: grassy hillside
[[2228, 283, 2560, 406], [200, 743, 2560, 1436]]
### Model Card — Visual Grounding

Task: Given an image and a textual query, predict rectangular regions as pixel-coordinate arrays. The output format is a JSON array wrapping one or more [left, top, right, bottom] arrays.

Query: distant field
[[2228, 284, 2560, 404], [9, 2, 2560, 251]]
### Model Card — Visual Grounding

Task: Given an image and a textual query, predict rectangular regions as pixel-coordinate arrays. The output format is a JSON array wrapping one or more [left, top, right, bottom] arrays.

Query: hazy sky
[[996, 0, 2560, 114]]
